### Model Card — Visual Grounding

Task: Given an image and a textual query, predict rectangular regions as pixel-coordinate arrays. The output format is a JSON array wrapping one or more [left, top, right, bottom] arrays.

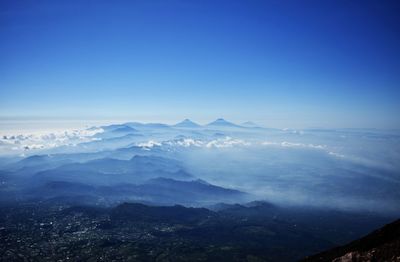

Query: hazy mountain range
[[1, 118, 399, 214], [0, 119, 399, 261]]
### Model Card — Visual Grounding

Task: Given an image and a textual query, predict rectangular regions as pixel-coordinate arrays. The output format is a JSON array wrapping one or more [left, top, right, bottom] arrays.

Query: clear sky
[[1, 0, 399, 129]]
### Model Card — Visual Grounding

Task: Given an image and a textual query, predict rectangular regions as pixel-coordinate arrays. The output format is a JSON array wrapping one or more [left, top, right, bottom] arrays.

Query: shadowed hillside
[[302, 219, 400, 262]]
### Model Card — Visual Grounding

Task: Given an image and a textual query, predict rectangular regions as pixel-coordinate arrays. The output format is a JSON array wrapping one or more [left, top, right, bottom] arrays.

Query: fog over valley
[[1, 119, 399, 215], [2, 0, 400, 260]]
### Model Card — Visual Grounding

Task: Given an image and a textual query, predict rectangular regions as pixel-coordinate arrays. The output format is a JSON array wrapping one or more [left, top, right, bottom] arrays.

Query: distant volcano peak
[[174, 119, 200, 128], [207, 118, 240, 127]]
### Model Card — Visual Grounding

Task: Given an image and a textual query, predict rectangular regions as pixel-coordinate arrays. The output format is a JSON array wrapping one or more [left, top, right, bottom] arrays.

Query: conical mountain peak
[[207, 118, 240, 127], [174, 119, 200, 128]]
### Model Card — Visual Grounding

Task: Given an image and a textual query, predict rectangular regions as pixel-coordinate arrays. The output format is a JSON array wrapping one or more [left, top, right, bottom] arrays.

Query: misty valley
[[2, 0, 400, 260], [0, 119, 399, 261]]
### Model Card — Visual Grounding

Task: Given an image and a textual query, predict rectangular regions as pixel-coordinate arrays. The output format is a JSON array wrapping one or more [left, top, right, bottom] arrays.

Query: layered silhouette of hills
[[23, 177, 247, 206]]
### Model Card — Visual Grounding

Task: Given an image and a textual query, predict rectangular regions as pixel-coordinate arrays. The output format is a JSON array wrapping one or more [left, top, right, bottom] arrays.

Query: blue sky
[[1, 0, 399, 128]]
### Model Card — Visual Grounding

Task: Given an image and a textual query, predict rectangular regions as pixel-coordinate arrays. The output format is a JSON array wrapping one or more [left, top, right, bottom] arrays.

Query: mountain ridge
[[173, 119, 201, 128], [206, 118, 242, 128], [302, 218, 400, 261]]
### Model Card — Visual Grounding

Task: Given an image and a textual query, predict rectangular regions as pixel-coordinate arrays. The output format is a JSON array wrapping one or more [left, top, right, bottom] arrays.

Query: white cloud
[[0, 128, 103, 155], [280, 141, 326, 149], [262, 141, 327, 150], [174, 138, 204, 147], [328, 151, 345, 158], [205, 137, 251, 148], [138, 140, 162, 149], [138, 136, 251, 150]]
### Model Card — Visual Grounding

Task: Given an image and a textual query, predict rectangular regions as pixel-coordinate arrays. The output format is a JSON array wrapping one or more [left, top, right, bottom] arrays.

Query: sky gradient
[[1, 0, 399, 129]]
